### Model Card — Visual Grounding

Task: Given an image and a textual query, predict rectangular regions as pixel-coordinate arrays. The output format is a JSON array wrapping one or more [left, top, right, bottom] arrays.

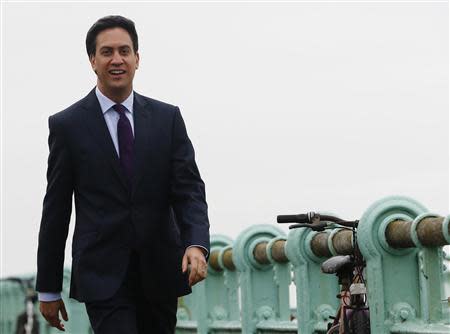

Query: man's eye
[[102, 50, 112, 56], [120, 49, 130, 55]]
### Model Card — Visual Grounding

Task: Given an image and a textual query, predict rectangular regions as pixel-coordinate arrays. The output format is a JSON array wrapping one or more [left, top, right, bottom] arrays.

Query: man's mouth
[[109, 70, 126, 76]]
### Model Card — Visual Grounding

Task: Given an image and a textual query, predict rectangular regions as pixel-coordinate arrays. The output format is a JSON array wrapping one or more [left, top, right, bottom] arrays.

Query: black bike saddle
[[321, 255, 353, 274]]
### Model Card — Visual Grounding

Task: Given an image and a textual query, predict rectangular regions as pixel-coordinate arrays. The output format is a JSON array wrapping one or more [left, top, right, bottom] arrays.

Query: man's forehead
[[96, 28, 133, 48]]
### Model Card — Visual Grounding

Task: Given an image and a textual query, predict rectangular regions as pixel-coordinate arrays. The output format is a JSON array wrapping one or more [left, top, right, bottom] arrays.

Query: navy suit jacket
[[36, 88, 210, 302]]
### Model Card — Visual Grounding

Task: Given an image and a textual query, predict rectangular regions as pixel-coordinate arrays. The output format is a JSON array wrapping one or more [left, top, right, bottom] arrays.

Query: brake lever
[[288, 222, 327, 231], [288, 223, 309, 229]]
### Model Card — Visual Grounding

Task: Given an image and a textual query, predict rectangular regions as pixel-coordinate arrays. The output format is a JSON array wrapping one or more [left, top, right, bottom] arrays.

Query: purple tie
[[113, 104, 134, 182]]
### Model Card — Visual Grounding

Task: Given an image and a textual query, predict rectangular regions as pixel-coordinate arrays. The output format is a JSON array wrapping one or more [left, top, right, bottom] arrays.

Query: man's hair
[[86, 15, 139, 58]]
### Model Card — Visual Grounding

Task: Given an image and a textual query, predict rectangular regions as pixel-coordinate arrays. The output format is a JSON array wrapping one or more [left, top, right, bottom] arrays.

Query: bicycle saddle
[[321, 255, 353, 274]]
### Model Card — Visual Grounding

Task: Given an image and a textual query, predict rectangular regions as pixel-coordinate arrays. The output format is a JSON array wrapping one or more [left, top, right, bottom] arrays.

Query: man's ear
[[135, 52, 140, 69], [89, 55, 97, 74]]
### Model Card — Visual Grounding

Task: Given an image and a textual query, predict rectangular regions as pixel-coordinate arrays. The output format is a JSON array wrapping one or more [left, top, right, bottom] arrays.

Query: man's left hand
[[182, 246, 207, 286]]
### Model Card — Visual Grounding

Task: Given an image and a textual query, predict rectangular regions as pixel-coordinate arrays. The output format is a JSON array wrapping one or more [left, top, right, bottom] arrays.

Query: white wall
[[1, 2, 448, 276]]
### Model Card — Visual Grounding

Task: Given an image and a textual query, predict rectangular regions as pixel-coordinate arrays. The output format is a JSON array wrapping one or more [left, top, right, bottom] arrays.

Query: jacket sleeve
[[36, 115, 74, 293], [169, 107, 210, 254]]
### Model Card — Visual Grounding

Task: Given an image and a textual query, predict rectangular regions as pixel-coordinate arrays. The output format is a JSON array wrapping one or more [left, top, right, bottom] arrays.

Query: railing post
[[266, 237, 291, 321], [443, 247, 450, 324], [233, 224, 293, 333], [0, 280, 17, 334], [205, 244, 241, 332], [10, 280, 25, 334], [285, 226, 344, 334], [204, 235, 239, 332], [357, 195, 450, 334], [218, 245, 240, 322], [0, 280, 7, 333]]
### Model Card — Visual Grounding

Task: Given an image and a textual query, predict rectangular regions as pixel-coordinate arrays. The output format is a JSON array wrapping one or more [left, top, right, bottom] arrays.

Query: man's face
[[89, 27, 139, 97]]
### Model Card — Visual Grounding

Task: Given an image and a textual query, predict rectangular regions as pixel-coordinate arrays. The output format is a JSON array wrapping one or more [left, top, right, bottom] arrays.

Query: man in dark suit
[[36, 15, 210, 334]]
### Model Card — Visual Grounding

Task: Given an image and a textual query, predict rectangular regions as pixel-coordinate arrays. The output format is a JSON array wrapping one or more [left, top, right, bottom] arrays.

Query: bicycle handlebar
[[277, 212, 359, 230], [277, 213, 312, 224]]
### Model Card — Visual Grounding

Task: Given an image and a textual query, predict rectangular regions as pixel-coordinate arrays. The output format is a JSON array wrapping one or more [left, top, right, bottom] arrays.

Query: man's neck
[[97, 84, 132, 104]]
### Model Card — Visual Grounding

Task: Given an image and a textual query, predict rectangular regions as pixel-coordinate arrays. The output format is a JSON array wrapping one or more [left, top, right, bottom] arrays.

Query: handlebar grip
[[277, 214, 310, 224]]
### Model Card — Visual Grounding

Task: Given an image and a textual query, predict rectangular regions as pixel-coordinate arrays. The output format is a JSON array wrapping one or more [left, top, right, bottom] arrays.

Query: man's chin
[[104, 83, 131, 93], [97, 83, 133, 101]]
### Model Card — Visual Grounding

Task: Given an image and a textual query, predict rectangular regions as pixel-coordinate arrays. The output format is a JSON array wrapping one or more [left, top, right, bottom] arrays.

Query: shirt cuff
[[38, 292, 62, 302], [186, 244, 209, 258]]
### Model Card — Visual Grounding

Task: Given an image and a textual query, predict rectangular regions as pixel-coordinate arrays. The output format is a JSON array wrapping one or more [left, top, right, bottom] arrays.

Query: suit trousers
[[85, 250, 178, 334]]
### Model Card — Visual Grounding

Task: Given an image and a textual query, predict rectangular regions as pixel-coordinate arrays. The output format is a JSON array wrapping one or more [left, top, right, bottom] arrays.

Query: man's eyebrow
[[99, 45, 131, 50]]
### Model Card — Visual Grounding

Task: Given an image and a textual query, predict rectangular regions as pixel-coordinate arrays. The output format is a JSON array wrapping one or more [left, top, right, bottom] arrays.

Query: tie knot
[[113, 104, 127, 115]]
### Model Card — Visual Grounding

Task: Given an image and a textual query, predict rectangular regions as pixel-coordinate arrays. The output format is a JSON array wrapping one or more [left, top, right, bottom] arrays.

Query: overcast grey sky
[[1, 1, 448, 277]]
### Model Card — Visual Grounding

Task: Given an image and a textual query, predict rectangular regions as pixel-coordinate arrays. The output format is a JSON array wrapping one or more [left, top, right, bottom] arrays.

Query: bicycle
[[277, 212, 370, 334], [2, 277, 40, 334]]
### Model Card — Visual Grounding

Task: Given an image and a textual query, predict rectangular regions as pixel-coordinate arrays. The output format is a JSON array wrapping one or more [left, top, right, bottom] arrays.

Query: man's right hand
[[39, 299, 69, 331]]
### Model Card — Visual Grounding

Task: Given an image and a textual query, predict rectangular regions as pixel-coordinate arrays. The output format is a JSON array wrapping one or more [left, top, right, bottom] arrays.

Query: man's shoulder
[[134, 92, 179, 114], [50, 90, 94, 123]]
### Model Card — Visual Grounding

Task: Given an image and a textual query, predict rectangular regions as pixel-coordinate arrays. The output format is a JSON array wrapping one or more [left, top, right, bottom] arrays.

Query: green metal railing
[[1, 196, 449, 333]]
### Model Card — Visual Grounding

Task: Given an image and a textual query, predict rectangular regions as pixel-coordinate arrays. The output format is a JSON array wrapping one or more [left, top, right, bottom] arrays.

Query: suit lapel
[[131, 92, 152, 196], [81, 89, 129, 191]]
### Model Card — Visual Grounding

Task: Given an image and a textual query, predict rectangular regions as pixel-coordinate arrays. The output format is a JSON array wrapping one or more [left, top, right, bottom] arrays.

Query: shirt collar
[[95, 86, 134, 115]]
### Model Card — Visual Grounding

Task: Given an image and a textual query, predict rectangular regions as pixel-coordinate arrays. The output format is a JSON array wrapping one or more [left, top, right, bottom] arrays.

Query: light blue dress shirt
[[38, 88, 206, 302]]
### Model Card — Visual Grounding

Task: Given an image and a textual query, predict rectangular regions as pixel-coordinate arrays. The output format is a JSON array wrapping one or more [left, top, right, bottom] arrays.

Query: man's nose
[[111, 51, 123, 65]]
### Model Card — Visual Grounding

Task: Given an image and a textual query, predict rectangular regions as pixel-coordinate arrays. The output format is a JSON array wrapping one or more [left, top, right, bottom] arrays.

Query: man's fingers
[[60, 301, 69, 321], [182, 253, 188, 273], [189, 257, 208, 286], [197, 257, 207, 281], [50, 318, 65, 331], [46, 315, 65, 331], [193, 262, 207, 286], [193, 271, 202, 286], [188, 257, 199, 286]]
